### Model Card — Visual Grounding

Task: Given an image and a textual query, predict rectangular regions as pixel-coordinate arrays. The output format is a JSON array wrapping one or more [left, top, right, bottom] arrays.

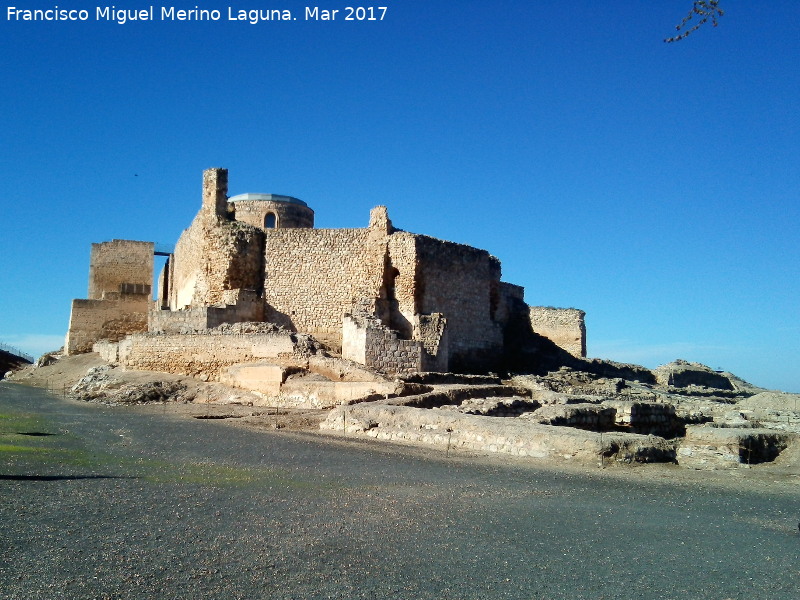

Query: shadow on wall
[[502, 316, 655, 383], [263, 306, 297, 333]]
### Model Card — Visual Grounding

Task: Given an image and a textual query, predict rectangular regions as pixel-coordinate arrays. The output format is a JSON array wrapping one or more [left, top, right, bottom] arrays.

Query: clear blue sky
[[1, 2, 798, 391]]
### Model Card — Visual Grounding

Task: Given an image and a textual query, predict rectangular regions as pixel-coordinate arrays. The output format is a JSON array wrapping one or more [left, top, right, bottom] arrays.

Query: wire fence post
[[446, 428, 452, 458]]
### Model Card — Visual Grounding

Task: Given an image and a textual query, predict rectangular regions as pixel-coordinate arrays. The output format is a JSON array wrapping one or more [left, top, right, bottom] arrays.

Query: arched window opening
[[264, 212, 277, 229]]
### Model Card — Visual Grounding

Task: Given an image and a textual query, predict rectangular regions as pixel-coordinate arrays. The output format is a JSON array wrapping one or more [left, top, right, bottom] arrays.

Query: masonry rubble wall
[[149, 306, 212, 334], [525, 403, 617, 431], [263, 227, 384, 344], [342, 314, 423, 375], [412, 235, 504, 371], [452, 396, 539, 417], [65, 293, 150, 355], [169, 217, 265, 311], [261, 221, 516, 373], [528, 306, 586, 358], [116, 332, 297, 377], [150, 291, 264, 333], [280, 379, 402, 409]]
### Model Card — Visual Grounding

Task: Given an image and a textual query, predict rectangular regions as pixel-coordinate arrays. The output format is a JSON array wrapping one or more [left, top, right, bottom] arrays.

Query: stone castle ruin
[[56, 168, 798, 470], [66, 167, 585, 378]]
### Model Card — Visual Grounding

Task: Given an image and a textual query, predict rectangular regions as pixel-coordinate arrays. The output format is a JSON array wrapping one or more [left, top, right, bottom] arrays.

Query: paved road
[[1, 382, 798, 599]]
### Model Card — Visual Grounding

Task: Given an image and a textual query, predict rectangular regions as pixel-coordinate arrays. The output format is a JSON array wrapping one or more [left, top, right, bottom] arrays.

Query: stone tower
[[202, 168, 229, 218]]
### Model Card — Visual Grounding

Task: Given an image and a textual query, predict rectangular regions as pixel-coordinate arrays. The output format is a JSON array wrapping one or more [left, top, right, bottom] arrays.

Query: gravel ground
[[1, 382, 799, 599]]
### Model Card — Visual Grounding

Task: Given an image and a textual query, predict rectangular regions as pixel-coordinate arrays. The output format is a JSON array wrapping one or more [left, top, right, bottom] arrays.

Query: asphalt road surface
[[1, 382, 798, 599]]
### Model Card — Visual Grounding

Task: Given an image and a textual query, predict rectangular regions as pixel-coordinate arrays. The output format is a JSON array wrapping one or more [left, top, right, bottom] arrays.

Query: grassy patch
[[3, 438, 332, 490], [0, 408, 337, 493], [0, 412, 51, 436], [0, 443, 46, 454]]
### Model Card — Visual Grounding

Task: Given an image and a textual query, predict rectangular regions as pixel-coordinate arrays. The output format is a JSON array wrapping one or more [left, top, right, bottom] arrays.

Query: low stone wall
[[401, 373, 501, 385], [217, 357, 401, 408], [307, 355, 389, 383], [149, 307, 210, 333], [603, 400, 684, 437], [218, 361, 286, 396], [150, 296, 264, 334], [525, 403, 617, 431], [677, 426, 794, 469], [280, 379, 403, 409], [449, 396, 539, 417], [385, 385, 521, 409], [342, 314, 423, 375], [528, 306, 586, 358], [320, 404, 676, 464], [116, 332, 297, 377]]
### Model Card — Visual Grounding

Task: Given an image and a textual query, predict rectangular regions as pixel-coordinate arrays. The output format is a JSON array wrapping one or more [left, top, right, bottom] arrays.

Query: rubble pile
[[321, 359, 800, 469]]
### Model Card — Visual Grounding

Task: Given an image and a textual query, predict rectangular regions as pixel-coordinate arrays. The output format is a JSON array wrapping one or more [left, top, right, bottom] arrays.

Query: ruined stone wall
[[386, 232, 419, 334], [93, 339, 119, 362], [168, 169, 265, 310], [171, 220, 265, 310], [150, 294, 264, 334], [342, 314, 422, 375], [341, 314, 368, 364], [528, 307, 586, 358], [414, 313, 448, 372], [263, 228, 384, 344], [88, 240, 153, 300], [65, 293, 150, 355], [365, 329, 422, 375], [150, 306, 210, 333], [412, 235, 504, 371], [116, 332, 296, 376]]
